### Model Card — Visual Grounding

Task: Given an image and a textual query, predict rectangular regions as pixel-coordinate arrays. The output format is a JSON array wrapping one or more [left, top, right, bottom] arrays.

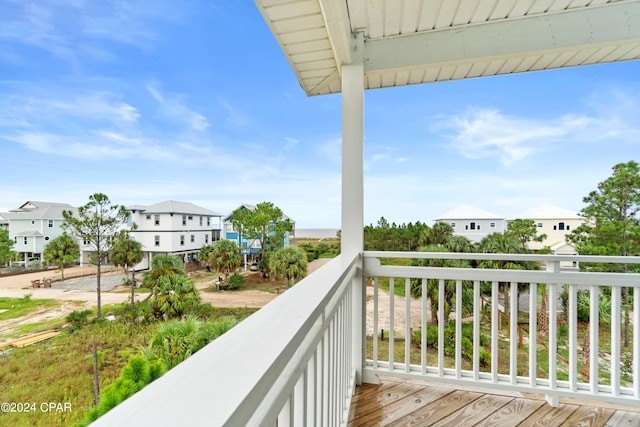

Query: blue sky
[[1, 1, 638, 228]]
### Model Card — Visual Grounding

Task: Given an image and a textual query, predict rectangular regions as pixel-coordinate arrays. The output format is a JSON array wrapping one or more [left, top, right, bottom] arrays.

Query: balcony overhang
[[254, 0, 640, 96]]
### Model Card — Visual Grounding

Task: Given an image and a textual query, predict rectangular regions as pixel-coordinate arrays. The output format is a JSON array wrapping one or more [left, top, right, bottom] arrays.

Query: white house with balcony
[[435, 205, 506, 243], [0, 201, 77, 266], [127, 201, 223, 270], [94, 2, 640, 426]]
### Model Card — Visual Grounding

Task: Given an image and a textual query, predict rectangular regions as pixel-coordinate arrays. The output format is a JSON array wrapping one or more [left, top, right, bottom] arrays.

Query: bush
[[412, 321, 490, 367], [66, 309, 93, 332], [227, 272, 246, 290]]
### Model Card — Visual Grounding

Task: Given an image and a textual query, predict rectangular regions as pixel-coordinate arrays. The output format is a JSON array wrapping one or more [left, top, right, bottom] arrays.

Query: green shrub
[[412, 321, 491, 367], [66, 309, 93, 332], [227, 272, 246, 290]]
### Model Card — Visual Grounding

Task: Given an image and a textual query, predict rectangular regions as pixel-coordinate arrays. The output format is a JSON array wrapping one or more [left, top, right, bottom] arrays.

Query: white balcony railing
[[363, 251, 640, 407], [92, 251, 639, 426]]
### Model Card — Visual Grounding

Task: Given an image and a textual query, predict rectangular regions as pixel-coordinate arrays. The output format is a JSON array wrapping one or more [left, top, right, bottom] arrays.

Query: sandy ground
[[0, 259, 333, 336], [0, 258, 422, 340]]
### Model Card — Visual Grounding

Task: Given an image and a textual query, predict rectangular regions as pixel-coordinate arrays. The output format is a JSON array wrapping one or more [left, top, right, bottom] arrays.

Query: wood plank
[[605, 410, 640, 426], [385, 389, 483, 427], [431, 394, 514, 427], [559, 405, 615, 427], [519, 403, 580, 427], [351, 382, 397, 404], [475, 398, 546, 427], [349, 382, 424, 424], [355, 386, 455, 427]]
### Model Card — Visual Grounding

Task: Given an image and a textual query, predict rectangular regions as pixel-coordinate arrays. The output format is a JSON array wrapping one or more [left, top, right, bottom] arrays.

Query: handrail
[[92, 253, 362, 426], [363, 251, 640, 407]]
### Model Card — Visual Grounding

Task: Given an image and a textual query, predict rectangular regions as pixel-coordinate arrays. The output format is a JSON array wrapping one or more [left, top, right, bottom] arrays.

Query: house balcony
[[93, 251, 640, 426]]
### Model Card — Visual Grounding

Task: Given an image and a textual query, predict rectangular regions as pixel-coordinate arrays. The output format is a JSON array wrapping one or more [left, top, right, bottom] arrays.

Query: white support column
[[342, 32, 365, 387], [341, 32, 364, 258]]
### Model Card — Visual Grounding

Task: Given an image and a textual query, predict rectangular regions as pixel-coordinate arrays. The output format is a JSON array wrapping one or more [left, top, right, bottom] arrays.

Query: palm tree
[[446, 235, 473, 253], [197, 244, 215, 270], [151, 274, 201, 319], [268, 246, 308, 286], [211, 240, 242, 280], [428, 222, 453, 246], [477, 233, 533, 315], [110, 231, 143, 282], [43, 232, 80, 281], [411, 246, 473, 326], [143, 254, 184, 295]]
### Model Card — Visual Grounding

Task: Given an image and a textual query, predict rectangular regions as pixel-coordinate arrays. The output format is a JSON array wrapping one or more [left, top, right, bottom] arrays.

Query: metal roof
[[127, 200, 223, 217], [255, 0, 640, 96]]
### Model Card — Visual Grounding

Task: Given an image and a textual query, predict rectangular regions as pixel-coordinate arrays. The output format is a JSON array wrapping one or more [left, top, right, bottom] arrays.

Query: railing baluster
[[491, 281, 499, 383], [590, 285, 599, 393], [510, 281, 518, 384], [529, 282, 537, 387], [473, 280, 480, 380], [438, 278, 445, 376], [455, 279, 462, 378], [405, 277, 411, 372], [421, 278, 428, 375], [547, 283, 558, 406], [611, 286, 621, 396], [373, 276, 379, 368], [389, 277, 395, 371], [634, 286, 640, 398], [569, 284, 577, 391]]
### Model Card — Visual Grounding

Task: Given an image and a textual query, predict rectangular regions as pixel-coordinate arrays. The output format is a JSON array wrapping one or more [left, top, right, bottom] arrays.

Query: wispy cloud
[[146, 83, 210, 131], [435, 106, 638, 167]]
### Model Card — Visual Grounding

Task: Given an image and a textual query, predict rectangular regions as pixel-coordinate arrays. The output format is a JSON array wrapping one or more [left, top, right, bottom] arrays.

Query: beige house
[[513, 204, 583, 252]]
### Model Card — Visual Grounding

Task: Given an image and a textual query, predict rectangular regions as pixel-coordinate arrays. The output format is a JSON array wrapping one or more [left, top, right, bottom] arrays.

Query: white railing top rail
[[365, 250, 640, 264], [92, 253, 360, 427]]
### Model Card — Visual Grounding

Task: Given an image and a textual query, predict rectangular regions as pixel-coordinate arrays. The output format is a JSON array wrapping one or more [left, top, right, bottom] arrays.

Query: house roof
[[1, 201, 76, 220], [224, 203, 295, 223], [255, 0, 640, 96], [515, 204, 580, 220], [128, 201, 222, 217], [435, 204, 503, 220]]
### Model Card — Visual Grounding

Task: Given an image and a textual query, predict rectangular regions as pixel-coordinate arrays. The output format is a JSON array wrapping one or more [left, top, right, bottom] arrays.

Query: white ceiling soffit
[[255, 0, 640, 96]]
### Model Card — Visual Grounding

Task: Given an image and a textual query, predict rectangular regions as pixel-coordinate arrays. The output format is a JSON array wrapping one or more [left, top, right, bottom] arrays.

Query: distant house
[[434, 205, 506, 243], [128, 201, 223, 270], [223, 204, 295, 254], [512, 204, 582, 253], [0, 201, 77, 265]]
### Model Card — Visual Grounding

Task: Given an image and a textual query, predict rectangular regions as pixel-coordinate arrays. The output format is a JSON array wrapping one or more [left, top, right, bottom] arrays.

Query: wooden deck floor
[[348, 378, 640, 427]]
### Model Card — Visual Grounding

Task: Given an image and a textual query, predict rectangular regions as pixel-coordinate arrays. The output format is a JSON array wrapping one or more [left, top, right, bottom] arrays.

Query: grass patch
[[0, 296, 60, 321], [0, 303, 256, 426]]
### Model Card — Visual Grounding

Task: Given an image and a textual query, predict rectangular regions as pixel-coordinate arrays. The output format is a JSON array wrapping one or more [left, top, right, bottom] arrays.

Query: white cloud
[[146, 83, 210, 131]]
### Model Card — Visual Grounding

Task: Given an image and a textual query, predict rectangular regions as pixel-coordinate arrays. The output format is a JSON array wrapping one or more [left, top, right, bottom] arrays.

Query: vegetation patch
[[0, 296, 60, 321]]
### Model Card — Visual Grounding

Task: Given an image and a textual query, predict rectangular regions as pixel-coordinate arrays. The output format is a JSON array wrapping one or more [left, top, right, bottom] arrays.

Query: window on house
[[490, 222, 495, 228], [558, 222, 565, 230], [48, 219, 54, 228], [465, 225, 468, 230], [14, 237, 17, 244], [207, 217, 211, 226], [212, 230, 220, 241], [146, 215, 152, 220], [553, 225, 557, 230], [188, 215, 193, 221], [567, 225, 570, 230], [205, 234, 209, 244], [45, 236, 50, 241], [154, 215, 160, 226], [31, 220, 35, 225], [470, 222, 476, 230], [199, 216, 203, 226], [24, 237, 28, 245], [180, 235, 185, 246], [537, 222, 543, 228], [190, 234, 195, 243], [154, 235, 160, 246], [182, 215, 187, 226], [450, 222, 456, 227]]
